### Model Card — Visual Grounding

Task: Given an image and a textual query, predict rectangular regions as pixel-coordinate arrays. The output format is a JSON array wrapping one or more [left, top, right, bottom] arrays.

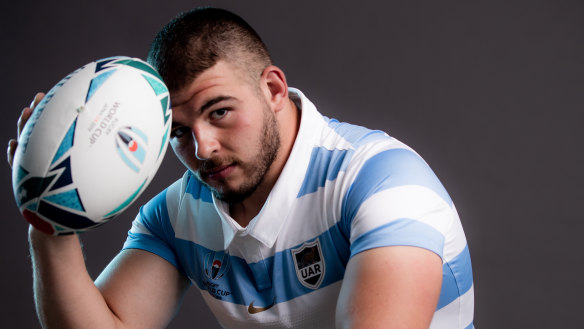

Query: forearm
[[29, 226, 122, 329]]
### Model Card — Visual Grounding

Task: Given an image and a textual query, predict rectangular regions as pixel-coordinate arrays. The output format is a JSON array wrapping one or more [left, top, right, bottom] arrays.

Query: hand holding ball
[[12, 57, 171, 235]]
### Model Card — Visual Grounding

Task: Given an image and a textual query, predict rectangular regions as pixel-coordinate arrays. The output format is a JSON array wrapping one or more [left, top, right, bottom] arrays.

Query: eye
[[170, 126, 191, 138], [210, 108, 228, 120]]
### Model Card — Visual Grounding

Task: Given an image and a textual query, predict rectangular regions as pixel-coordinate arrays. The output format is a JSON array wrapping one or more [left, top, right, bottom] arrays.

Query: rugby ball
[[12, 56, 172, 235]]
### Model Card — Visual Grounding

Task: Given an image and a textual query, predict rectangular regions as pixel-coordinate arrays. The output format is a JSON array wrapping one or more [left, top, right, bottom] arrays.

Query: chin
[[213, 190, 250, 204]]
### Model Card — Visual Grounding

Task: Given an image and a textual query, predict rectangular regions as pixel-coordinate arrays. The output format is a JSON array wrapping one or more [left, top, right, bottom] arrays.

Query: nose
[[192, 124, 219, 160]]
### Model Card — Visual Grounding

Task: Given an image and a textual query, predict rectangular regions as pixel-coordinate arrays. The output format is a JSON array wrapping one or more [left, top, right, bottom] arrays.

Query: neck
[[230, 98, 300, 227]]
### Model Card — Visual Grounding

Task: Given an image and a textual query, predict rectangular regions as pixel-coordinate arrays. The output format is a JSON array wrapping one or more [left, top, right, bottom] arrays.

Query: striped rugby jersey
[[123, 88, 474, 328]]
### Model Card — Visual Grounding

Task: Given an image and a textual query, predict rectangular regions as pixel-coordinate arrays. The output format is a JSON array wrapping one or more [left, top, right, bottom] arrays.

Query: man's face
[[169, 61, 281, 203]]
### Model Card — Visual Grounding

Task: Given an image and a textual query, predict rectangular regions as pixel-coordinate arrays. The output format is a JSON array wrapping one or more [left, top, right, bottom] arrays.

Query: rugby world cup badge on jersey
[[292, 239, 326, 289], [205, 251, 231, 280], [12, 56, 172, 235]]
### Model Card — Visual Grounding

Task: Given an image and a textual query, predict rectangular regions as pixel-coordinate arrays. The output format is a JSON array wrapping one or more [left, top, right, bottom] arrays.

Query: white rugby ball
[[12, 56, 172, 235]]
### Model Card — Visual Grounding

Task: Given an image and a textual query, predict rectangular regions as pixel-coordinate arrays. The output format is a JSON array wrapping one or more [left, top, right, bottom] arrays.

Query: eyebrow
[[199, 95, 234, 113], [171, 95, 235, 129]]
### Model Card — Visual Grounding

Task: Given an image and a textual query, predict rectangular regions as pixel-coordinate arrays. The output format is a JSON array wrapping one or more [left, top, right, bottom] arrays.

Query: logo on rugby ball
[[115, 126, 148, 173]]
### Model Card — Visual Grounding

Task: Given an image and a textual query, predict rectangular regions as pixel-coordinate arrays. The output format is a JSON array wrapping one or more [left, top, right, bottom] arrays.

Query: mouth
[[201, 163, 236, 181]]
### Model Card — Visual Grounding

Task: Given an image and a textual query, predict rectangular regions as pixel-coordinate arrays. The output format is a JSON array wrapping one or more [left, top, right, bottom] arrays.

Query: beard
[[199, 102, 281, 204]]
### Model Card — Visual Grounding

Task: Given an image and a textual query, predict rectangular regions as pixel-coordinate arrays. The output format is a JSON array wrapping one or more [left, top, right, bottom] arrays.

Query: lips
[[201, 163, 235, 180]]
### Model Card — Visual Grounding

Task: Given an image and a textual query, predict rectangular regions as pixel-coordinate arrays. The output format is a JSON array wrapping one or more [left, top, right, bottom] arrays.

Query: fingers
[[17, 107, 33, 138], [7, 139, 17, 169], [18, 92, 45, 137], [31, 92, 45, 109]]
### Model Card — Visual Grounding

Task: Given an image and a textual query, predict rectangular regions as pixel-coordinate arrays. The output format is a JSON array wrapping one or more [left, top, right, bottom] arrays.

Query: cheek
[[229, 114, 262, 147], [170, 138, 198, 169]]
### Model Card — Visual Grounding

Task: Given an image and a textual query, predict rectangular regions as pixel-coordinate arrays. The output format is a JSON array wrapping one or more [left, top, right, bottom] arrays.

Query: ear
[[260, 65, 288, 113]]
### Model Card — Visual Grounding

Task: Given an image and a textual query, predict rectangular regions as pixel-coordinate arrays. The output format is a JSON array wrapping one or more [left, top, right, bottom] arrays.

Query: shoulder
[[136, 171, 214, 232]]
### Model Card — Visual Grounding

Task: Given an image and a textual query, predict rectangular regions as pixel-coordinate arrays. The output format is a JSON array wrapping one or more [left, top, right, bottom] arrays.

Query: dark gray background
[[1, 0, 582, 328]]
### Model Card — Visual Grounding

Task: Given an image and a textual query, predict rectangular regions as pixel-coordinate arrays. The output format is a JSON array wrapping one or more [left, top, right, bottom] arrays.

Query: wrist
[[28, 225, 79, 254]]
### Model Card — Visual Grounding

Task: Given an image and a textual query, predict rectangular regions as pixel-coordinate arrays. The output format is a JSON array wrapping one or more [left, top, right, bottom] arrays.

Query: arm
[[336, 246, 442, 329], [13, 95, 189, 329], [29, 223, 190, 329]]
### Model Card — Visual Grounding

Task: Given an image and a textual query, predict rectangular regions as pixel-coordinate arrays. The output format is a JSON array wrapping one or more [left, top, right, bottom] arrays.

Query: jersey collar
[[212, 88, 325, 249]]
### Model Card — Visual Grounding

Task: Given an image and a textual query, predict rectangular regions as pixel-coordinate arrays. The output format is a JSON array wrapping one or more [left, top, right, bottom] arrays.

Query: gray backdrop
[[1, 0, 582, 328]]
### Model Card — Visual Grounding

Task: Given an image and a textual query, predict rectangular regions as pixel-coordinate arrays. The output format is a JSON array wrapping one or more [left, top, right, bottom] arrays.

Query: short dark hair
[[147, 7, 272, 92]]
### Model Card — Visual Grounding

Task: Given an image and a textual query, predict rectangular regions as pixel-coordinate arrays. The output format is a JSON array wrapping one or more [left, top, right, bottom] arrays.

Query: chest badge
[[204, 251, 230, 280], [291, 239, 325, 289]]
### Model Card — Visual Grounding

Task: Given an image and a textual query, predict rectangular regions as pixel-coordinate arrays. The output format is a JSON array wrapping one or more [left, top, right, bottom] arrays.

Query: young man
[[9, 7, 474, 329]]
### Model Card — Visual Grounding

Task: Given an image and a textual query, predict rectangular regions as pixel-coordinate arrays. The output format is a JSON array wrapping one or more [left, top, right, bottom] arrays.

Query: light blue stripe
[[132, 143, 146, 163], [170, 220, 350, 307], [157, 125, 169, 159], [436, 245, 473, 310], [341, 148, 453, 229], [124, 231, 182, 270], [51, 119, 76, 165], [184, 173, 213, 203], [297, 119, 391, 198], [42, 189, 84, 211], [160, 95, 171, 123], [86, 69, 116, 103], [142, 73, 168, 96], [130, 126, 148, 144], [173, 240, 259, 305], [326, 118, 389, 147], [297, 148, 354, 197], [465, 322, 474, 329], [117, 147, 139, 172], [350, 218, 445, 259], [123, 187, 185, 276]]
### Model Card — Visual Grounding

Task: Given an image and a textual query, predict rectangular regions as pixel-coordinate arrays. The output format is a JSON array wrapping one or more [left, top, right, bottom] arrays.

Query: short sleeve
[[123, 181, 187, 275], [341, 147, 455, 260]]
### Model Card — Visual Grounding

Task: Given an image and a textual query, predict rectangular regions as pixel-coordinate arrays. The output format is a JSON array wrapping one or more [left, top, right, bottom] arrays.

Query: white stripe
[[350, 185, 468, 263], [350, 186, 452, 240], [430, 285, 474, 329], [442, 206, 470, 263], [129, 215, 152, 236], [164, 175, 183, 229]]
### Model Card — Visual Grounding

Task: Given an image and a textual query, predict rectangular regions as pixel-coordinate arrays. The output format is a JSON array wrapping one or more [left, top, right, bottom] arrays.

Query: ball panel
[[51, 119, 77, 165], [37, 199, 96, 230], [49, 156, 74, 191], [14, 174, 55, 208], [115, 58, 163, 80], [42, 189, 85, 212], [142, 73, 168, 96], [86, 69, 118, 103], [23, 210, 55, 235]]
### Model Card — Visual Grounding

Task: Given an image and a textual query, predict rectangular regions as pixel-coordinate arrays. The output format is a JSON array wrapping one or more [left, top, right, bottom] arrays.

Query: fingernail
[[30, 93, 42, 108]]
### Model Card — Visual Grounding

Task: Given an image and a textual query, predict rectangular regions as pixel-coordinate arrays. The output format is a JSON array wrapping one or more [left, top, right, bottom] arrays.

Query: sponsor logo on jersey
[[248, 297, 276, 314], [204, 251, 230, 280], [291, 239, 325, 289], [202, 280, 232, 300], [202, 251, 232, 300]]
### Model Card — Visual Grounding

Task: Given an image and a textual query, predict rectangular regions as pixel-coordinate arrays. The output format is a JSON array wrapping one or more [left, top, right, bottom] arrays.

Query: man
[[8, 7, 474, 329]]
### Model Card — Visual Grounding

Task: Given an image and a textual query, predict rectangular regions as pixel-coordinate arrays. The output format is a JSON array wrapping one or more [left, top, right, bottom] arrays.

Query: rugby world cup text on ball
[[88, 102, 120, 146]]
